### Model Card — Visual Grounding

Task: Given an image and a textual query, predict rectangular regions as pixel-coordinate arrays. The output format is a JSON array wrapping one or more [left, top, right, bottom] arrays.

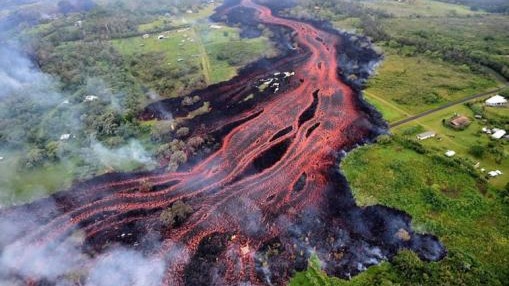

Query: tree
[[176, 127, 190, 138], [160, 200, 193, 227]]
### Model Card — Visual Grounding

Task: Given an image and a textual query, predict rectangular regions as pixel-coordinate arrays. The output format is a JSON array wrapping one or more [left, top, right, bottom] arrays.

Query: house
[[491, 129, 507, 140], [416, 131, 436, 140], [84, 95, 98, 102], [488, 170, 503, 177], [485, 95, 507, 107], [445, 150, 456, 157], [60, 134, 71, 141], [449, 115, 471, 129]]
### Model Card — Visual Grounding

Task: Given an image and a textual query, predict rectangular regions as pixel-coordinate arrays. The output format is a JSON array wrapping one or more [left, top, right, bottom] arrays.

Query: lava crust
[[0, 0, 446, 285]]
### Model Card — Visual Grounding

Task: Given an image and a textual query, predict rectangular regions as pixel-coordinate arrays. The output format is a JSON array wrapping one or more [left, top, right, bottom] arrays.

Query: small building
[[142, 34, 150, 39], [485, 95, 507, 107], [416, 131, 436, 140], [60, 134, 71, 141], [158, 35, 165, 40], [491, 129, 507, 140], [445, 150, 456, 157], [0, 156, 4, 161], [488, 170, 502, 177], [449, 115, 471, 129], [84, 95, 98, 102]]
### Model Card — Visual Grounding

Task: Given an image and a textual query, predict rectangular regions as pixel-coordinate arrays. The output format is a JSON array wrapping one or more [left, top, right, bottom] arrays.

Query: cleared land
[[362, 0, 477, 17], [364, 51, 500, 119], [113, 6, 275, 88]]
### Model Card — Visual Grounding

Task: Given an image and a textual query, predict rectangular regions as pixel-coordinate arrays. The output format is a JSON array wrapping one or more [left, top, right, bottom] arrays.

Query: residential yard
[[113, 9, 275, 88], [392, 101, 508, 188]]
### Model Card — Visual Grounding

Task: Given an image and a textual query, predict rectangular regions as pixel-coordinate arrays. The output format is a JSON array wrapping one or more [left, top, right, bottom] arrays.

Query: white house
[[416, 131, 436, 140], [84, 95, 99, 102], [445, 150, 456, 157], [485, 95, 507, 107], [60, 134, 71, 141], [491, 129, 507, 140], [488, 170, 502, 177]]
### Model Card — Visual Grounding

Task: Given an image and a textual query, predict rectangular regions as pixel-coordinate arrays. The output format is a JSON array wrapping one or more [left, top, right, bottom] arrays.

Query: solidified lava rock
[[0, 0, 445, 285]]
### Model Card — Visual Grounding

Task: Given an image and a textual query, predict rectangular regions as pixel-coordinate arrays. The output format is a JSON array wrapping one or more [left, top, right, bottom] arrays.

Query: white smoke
[[89, 140, 157, 170], [0, 45, 62, 103], [86, 248, 166, 286]]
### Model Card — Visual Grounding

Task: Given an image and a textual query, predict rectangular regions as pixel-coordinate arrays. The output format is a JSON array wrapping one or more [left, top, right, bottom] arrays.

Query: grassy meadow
[[362, 0, 477, 17], [364, 51, 500, 118]]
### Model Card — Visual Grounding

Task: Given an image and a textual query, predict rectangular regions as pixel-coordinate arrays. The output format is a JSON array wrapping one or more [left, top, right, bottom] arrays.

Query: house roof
[[492, 129, 507, 139], [450, 115, 470, 126], [486, 95, 507, 105], [417, 131, 436, 138]]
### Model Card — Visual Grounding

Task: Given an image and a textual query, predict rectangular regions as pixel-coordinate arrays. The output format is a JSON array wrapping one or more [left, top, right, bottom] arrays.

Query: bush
[[469, 145, 485, 158], [160, 200, 193, 227]]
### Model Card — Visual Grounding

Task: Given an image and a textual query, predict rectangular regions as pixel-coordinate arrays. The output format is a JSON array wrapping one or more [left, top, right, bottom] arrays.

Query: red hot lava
[[0, 0, 445, 285]]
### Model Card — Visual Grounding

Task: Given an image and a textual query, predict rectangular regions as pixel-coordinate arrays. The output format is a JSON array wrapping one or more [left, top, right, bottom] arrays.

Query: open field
[[361, 0, 477, 18], [0, 153, 75, 206], [382, 15, 509, 69], [113, 8, 275, 88], [364, 51, 500, 118]]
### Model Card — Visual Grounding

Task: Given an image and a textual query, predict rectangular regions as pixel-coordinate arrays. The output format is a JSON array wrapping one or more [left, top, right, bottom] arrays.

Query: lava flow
[[0, 0, 446, 285]]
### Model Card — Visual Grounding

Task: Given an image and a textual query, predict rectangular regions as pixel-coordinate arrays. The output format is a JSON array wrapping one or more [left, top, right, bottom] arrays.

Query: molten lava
[[0, 0, 446, 285]]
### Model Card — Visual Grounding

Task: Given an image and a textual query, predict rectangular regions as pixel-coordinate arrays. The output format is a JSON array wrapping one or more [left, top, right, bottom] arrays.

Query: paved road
[[389, 84, 508, 128]]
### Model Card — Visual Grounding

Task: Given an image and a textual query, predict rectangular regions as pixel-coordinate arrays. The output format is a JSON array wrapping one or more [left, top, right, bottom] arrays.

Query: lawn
[[392, 101, 509, 188], [291, 137, 509, 285], [364, 51, 499, 116], [0, 151, 76, 206], [113, 14, 274, 87]]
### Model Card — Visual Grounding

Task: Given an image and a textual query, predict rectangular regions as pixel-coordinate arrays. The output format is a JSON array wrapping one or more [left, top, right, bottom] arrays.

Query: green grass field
[[361, 0, 477, 18], [392, 101, 508, 188], [113, 10, 274, 87], [365, 51, 500, 118], [291, 137, 509, 285], [383, 15, 509, 68], [0, 152, 76, 206]]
